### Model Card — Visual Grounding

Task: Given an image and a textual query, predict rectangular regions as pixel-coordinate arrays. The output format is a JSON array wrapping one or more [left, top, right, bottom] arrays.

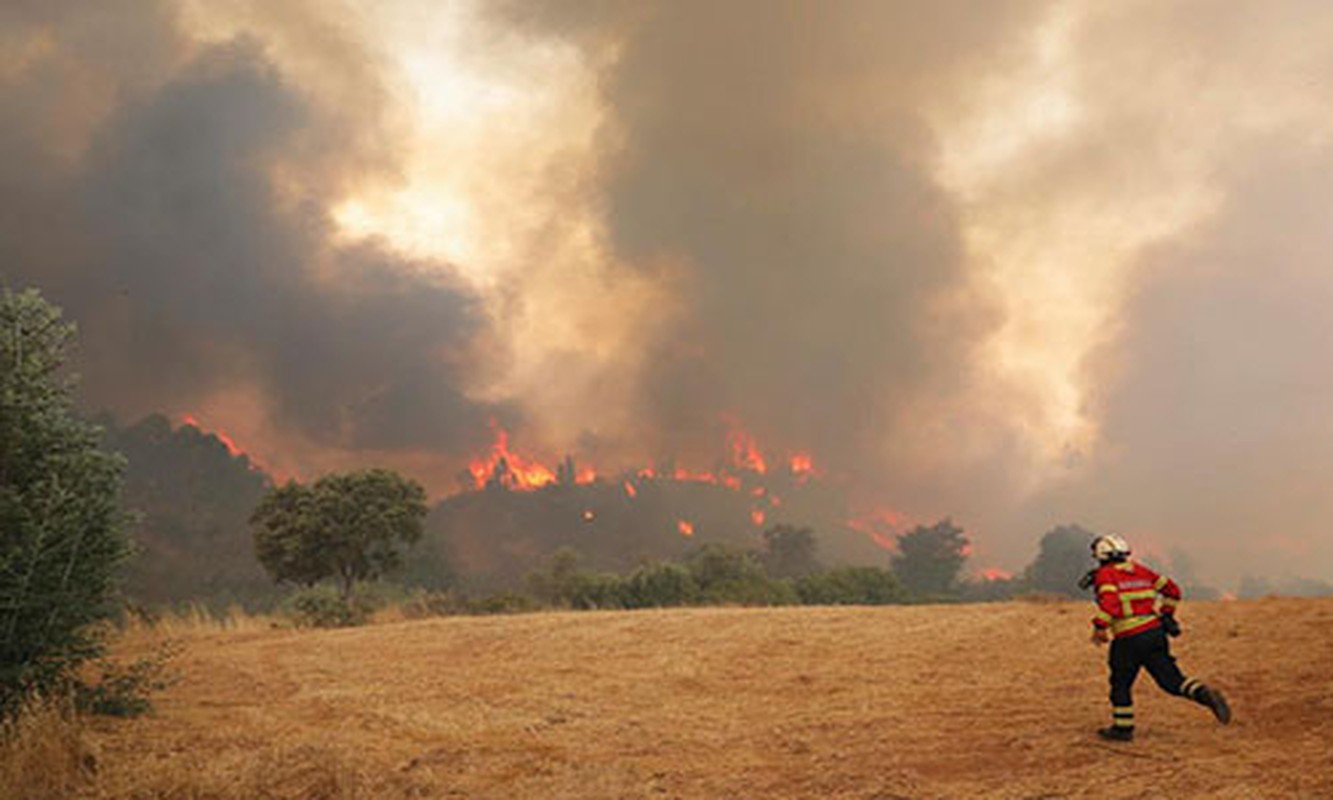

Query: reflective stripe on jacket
[[1091, 561, 1181, 639]]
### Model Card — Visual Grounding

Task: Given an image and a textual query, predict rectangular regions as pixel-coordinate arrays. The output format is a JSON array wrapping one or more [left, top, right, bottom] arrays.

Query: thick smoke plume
[[0, 0, 509, 479], [494, 1, 1045, 504], [5, 1, 1333, 584]]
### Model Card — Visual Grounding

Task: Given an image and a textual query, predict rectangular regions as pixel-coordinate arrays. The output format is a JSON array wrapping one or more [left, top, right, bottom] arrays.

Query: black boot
[[1197, 686, 1231, 724], [1097, 725, 1134, 742]]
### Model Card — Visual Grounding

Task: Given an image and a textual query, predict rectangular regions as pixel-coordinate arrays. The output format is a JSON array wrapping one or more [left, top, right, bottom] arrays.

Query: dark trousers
[[1109, 626, 1187, 709]]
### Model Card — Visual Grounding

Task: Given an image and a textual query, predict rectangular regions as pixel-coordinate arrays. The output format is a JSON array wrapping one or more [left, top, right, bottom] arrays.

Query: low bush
[[794, 567, 906, 606], [621, 562, 698, 609], [464, 591, 540, 615], [283, 586, 370, 628], [75, 641, 180, 718], [687, 545, 797, 606]]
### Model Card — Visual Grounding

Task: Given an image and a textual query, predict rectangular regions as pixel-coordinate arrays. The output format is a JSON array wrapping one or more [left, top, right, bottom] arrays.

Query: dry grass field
[[7, 596, 1333, 799]]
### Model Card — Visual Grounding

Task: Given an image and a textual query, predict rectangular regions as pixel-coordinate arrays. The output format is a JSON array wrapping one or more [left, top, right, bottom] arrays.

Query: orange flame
[[727, 426, 768, 474], [175, 413, 280, 478], [846, 507, 910, 551], [582, 509, 595, 522], [179, 414, 243, 458], [623, 480, 638, 498], [467, 423, 556, 490], [677, 519, 695, 537], [789, 452, 815, 477], [750, 509, 766, 527], [576, 467, 597, 484], [979, 567, 1013, 581], [673, 467, 718, 483]]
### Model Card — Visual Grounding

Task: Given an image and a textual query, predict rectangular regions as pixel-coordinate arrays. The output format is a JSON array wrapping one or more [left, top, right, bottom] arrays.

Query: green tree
[[623, 561, 698, 608], [106, 414, 274, 609], [251, 468, 427, 601], [760, 524, 820, 579], [891, 518, 969, 598], [524, 546, 583, 605], [684, 544, 796, 606], [0, 288, 131, 714], [1023, 524, 1098, 597]]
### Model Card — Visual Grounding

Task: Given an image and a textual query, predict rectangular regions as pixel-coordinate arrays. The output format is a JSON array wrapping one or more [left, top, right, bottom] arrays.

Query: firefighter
[[1088, 534, 1230, 741]]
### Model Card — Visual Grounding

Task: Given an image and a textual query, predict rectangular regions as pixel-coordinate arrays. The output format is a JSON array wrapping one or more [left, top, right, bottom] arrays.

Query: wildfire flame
[[672, 467, 717, 483], [176, 413, 278, 478], [846, 507, 910, 551], [727, 426, 768, 474], [467, 423, 557, 490], [979, 566, 1013, 581], [789, 452, 815, 478], [462, 419, 818, 511], [456, 418, 887, 549], [179, 414, 244, 458]]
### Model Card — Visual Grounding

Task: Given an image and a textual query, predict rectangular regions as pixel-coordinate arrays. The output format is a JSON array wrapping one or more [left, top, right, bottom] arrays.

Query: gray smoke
[[7, 1, 1333, 584], [496, 1, 1045, 493], [0, 1, 510, 467]]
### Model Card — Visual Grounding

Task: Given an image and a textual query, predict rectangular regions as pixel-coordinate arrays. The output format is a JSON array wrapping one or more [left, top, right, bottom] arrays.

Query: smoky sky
[[0, 1, 507, 463], [499, 0, 1045, 477], [1036, 146, 1333, 580], [5, 1, 1333, 583], [996, 0, 1333, 582]]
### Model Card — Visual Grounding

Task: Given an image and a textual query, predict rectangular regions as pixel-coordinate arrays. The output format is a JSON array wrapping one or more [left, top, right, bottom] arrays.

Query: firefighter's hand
[[1091, 627, 1110, 646]]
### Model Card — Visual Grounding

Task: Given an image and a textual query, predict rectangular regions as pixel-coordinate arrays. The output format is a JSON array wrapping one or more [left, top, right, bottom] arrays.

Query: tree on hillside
[[0, 287, 131, 714], [105, 414, 274, 608], [760, 524, 820, 579], [891, 519, 969, 598], [1023, 524, 1098, 597], [251, 468, 427, 601]]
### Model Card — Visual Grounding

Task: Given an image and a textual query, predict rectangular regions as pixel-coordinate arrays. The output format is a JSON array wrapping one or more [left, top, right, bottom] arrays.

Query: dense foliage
[[0, 288, 130, 714], [251, 469, 428, 599], [890, 519, 970, 598], [516, 542, 904, 612], [106, 414, 274, 609], [760, 524, 821, 579], [1023, 524, 1098, 597]]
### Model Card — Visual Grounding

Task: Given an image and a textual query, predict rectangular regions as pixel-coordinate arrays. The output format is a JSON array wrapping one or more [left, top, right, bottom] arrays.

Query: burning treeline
[[431, 420, 904, 590], [160, 410, 933, 598]]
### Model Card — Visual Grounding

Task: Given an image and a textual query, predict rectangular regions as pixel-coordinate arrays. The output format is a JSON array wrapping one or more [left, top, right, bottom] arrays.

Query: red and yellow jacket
[[1091, 560, 1181, 638]]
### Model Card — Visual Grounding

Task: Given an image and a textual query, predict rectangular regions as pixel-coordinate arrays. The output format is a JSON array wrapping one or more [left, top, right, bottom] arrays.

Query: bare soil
[[79, 596, 1333, 798]]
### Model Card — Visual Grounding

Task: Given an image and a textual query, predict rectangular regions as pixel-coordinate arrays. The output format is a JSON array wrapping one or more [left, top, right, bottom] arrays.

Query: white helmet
[[1091, 534, 1131, 563]]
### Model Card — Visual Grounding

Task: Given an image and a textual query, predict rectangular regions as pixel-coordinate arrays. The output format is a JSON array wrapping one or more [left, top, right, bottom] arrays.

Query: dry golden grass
[[0, 696, 97, 800], [8, 596, 1332, 799]]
